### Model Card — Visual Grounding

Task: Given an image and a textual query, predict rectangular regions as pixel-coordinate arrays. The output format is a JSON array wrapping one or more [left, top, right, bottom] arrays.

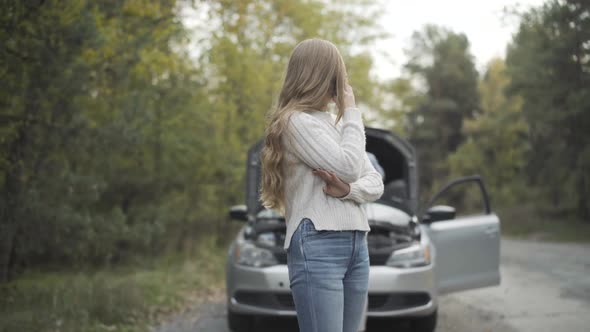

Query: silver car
[[226, 127, 501, 332]]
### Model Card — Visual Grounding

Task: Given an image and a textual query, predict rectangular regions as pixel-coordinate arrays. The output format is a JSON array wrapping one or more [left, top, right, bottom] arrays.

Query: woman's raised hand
[[343, 83, 356, 109], [312, 169, 350, 198]]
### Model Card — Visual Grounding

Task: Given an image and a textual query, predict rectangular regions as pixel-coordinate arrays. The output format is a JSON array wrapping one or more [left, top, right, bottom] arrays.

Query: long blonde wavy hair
[[260, 38, 349, 214]]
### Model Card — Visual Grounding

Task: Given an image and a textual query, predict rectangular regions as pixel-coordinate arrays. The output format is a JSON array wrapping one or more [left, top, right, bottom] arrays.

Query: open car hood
[[245, 126, 418, 220]]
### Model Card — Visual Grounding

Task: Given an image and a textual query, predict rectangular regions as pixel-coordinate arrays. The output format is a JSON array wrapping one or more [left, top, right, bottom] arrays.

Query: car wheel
[[410, 310, 437, 332], [227, 310, 254, 332]]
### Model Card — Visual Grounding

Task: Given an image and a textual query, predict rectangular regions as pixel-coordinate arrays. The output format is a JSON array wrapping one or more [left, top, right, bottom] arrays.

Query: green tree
[[1, 0, 102, 279], [378, 77, 424, 136], [506, 0, 590, 220], [0, 0, 207, 279], [404, 25, 480, 191], [448, 58, 529, 206]]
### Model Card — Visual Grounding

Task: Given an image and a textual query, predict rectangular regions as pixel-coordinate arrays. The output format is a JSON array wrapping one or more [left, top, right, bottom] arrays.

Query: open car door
[[422, 176, 501, 295]]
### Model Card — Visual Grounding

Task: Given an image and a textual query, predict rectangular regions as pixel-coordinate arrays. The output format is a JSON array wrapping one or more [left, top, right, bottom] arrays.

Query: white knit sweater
[[281, 107, 384, 250]]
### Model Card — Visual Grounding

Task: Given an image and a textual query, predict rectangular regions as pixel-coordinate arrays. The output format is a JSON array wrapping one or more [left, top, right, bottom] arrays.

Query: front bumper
[[226, 263, 437, 318]]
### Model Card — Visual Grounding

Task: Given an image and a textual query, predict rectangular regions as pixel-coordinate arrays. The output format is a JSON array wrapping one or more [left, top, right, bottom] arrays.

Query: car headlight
[[386, 242, 431, 268], [234, 242, 278, 268]]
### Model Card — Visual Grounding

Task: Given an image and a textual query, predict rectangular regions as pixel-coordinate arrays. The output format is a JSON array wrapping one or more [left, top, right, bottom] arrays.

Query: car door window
[[427, 176, 490, 218]]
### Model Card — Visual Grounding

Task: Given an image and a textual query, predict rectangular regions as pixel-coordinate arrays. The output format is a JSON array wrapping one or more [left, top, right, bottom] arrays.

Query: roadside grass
[[0, 236, 227, 332], [499, 204, 590, 243]]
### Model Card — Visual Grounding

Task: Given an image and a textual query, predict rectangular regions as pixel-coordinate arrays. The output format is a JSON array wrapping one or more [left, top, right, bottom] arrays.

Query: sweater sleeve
[[284, 108, 366, 184], [338, 152, 384, 204]]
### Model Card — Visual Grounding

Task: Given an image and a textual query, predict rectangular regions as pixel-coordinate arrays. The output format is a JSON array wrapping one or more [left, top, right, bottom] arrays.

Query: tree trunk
[[577, 172, 589, 222], [0, 222, 17, 282]]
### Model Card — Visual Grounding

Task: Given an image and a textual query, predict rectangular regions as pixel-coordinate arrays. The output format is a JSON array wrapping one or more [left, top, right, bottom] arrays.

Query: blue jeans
[[287, 218, 369, 332]]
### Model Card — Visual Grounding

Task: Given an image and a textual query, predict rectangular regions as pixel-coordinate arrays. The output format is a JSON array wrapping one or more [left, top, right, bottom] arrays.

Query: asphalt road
[[152, 238, 590, 332]]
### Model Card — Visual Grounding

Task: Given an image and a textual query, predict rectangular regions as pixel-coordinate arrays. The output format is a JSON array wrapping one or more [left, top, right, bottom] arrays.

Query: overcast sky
[[372, 0, 546, 80]]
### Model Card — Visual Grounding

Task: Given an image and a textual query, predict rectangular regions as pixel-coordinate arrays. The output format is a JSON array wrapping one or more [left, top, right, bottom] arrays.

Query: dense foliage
[[0, 0, 383, 280], [403, 25, 480, 191], [505, 0, 590, 220]]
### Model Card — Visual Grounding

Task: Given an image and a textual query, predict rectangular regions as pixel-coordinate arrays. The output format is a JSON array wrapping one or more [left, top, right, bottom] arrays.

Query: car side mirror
[[422, 205, 456, 224], [229, 205, 248, 221]]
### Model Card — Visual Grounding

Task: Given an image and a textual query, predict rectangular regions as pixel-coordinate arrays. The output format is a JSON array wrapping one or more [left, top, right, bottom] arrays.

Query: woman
[[260, 38, 384, 332]]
